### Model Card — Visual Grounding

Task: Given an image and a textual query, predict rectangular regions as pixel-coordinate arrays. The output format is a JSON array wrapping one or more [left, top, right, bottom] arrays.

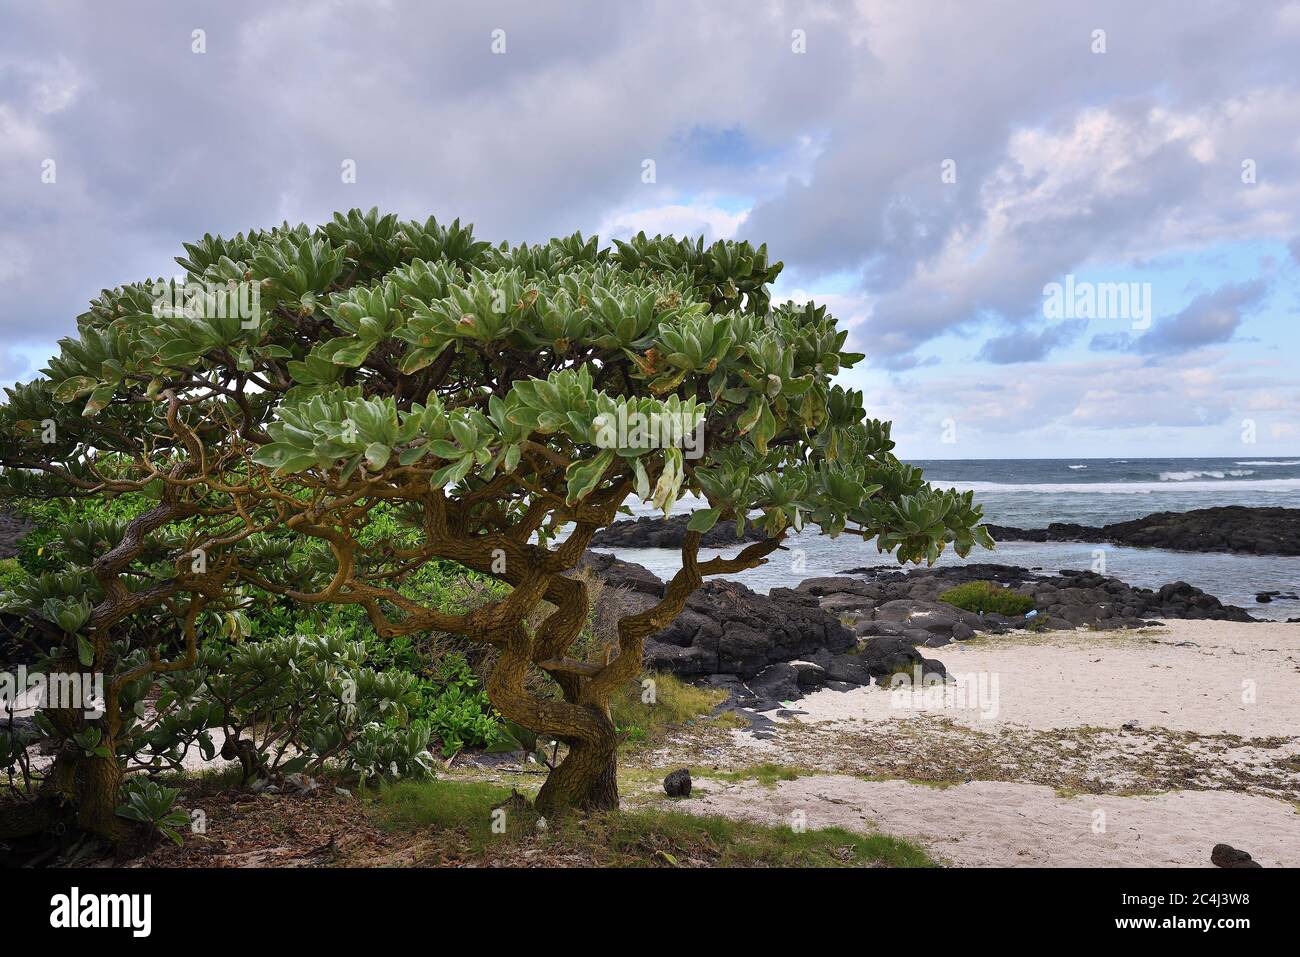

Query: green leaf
[[686, 508, 722, 533], [736, 394, 763, 434], [398, 444, 429, 466], [52, 376, 96, 403], [252, 444, 319, 475], [565, 449, 615, 504], [503, 443, 522, 473], [76, 634, 95, 666], [158, 339, 201, 365], [364, 442, 391, 470], [82, 384, 116, 417]]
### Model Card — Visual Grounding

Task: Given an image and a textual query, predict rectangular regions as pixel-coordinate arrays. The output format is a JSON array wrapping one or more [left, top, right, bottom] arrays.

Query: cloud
[[0, 349, 30, 384], [977, 319, 1087, 364], [1135, 279, 1269, 354], [596, 202, 749, 242], [1090, 280, 1270, 355], [738, 3, 1300, 366], [0, 0, 857, 348], [1, 0, 1298, 456], [851, 352, 1299, 457]]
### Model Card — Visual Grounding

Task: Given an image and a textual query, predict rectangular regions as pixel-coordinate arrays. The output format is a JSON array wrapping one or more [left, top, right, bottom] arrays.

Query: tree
[[0, 209, 992, 838]]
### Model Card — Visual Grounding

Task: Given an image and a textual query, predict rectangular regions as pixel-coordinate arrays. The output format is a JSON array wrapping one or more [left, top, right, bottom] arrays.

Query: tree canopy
[[0, 208, 991, 836]]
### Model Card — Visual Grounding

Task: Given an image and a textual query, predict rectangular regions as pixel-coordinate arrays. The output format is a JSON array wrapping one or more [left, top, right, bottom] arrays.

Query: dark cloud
[[1, 0, 1298, 455], [0, 0, 857, 351], [1134, 280, 1269, 355], [977, 319, 1087, 364]]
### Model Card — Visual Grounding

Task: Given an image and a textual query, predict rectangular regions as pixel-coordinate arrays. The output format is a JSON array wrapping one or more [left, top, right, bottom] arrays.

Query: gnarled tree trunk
[[68, 747, 129, 842], [534, 717, 619, 816]]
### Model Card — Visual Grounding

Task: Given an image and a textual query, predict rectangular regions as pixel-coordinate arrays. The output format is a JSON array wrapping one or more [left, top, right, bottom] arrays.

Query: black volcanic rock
[[0, 509, 33, 560], [663, 768, 692, 797], [985, 506, 1300, 556], [594, 506, 1300, 556], [576, 551, 949, 705], [645, 579, 856, 678], [827, 562, 1255, 629], [575, 550, 665, 597], [1211, 843, 1262, 869], [588, 512, 770, 549]]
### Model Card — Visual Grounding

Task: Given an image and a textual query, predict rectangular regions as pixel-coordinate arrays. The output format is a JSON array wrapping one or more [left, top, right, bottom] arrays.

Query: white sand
[[679, 775, 1300, 867], [668, 620, 1300, 866], [790, 620, 1300, 736]]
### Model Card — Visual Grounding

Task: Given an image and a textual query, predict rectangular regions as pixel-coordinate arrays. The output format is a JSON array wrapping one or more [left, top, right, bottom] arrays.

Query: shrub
[[0, 557, 27, 594], [939, 580, 1034, 616], [115, 778, 190, 847], [124, 631, 435, 786], [421, 652, 504, 756]]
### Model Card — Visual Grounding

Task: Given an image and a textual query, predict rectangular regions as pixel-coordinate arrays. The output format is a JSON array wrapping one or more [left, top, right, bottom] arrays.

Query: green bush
[[116, 779, 190, 847], [120, 631, 436, 785], [420, 652, 505, 756], [9, 487, 157, 575], [939, 580, 1034, 616], [0, 557, 28, 594]]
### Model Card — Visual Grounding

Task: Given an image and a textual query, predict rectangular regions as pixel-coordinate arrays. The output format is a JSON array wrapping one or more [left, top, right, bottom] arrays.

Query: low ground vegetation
[[938, 580, 1035, 617]]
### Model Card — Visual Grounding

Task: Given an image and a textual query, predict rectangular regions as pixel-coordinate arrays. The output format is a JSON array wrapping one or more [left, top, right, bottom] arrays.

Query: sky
[[1, 0, 1298, 459]]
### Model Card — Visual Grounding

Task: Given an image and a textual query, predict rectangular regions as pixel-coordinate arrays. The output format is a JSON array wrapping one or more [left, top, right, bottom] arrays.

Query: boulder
[[795, 577, 880, 598], [817, 593, 876, 615], [0, 509, 34, 561], [1210, 843, 1262, 869], [576, 551, 663, 598], [589, 513, 770, 549], [663, 768, 693, 798], [645, 577, 855, 679], [857, 636, 949, 684], [747, 663, 802, 703]]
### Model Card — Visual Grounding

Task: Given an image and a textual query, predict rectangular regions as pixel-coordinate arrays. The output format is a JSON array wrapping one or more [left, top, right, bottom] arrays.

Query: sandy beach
[[654, 620, 1300, 867]]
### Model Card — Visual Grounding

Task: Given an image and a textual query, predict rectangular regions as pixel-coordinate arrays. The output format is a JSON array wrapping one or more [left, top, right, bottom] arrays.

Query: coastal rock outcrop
[[587, 512, 770, 549], [985, 506, 1300, 556], [821, 562, 1254, 642], [589, 506, 1300, 556], [577, 551, 949, 708]]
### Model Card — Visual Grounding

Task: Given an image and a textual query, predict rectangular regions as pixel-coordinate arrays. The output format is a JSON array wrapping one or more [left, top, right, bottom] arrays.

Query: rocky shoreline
[[587, 505, 1300, 556], [984, 505, 1300, 556], [588, 512, 769, 549], [579, 551, 1259, 712]]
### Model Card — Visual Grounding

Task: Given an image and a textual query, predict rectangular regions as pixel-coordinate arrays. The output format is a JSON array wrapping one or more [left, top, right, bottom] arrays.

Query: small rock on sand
[[664, 768, 692, 797]]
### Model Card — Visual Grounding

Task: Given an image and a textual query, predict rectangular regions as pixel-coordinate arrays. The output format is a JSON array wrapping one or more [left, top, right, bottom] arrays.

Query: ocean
[[612, 457, 1300, 621]]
